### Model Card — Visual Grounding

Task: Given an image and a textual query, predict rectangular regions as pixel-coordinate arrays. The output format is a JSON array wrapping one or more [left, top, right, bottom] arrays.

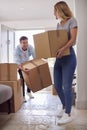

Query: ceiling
[[0, 0, 74, 21]]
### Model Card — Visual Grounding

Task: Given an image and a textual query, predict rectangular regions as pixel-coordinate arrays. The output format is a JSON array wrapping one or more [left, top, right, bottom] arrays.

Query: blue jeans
[[54, 47, 77, 114]]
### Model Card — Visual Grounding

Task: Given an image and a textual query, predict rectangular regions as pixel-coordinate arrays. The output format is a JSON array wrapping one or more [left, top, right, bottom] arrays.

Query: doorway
[[15, 30, 45, 48], [0, 24, 15, 63]]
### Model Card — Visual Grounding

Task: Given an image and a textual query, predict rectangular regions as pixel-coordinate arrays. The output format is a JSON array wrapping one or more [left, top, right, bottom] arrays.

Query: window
[[15, 30, 45, 47]]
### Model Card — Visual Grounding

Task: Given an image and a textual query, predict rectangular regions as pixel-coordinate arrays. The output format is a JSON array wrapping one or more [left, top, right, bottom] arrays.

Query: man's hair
[[20, 36, 28, 42]]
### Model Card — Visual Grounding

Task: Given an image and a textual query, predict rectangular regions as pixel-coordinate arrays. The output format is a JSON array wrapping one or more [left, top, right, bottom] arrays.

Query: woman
[[54, 1, 78, 125]]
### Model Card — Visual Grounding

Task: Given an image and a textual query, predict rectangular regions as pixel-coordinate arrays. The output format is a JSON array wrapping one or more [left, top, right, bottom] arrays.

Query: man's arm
[[29, 45, 36, 59], [14, 48, 21, 67]]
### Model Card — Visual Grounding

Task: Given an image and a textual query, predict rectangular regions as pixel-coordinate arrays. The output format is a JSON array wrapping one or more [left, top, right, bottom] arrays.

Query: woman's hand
[[56, 47, 65, 58]]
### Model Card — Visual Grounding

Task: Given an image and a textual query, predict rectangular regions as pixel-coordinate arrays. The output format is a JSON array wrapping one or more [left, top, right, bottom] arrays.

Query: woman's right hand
[[56, 47, 65, 58]]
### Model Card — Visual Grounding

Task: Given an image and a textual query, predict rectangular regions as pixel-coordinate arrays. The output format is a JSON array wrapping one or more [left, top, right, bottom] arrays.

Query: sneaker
[[27, 92, 34, 99], [57, 113, 73, 125], [57, 109, 65, 117]]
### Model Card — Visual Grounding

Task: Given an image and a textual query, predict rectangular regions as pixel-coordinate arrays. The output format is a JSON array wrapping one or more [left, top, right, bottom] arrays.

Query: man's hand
[[18, 65, 29, 74], [22, 68, 29, 74], [17, 65, 23, 70]]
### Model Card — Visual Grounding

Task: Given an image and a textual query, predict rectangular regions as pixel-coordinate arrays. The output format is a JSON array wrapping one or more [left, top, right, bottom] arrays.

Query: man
[[14, 36, 35, 102]]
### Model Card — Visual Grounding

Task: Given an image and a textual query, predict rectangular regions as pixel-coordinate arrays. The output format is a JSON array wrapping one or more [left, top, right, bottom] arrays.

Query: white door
[[1, 25, 8, 62], [75, 0, 87, 109], [1, 24, 15, 63], [8, 30, 15, 63]]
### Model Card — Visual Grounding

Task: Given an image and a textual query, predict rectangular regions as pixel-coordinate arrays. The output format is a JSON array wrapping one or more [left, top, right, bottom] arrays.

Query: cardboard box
[[0, 80, 23, 112], [32, 59, 52, 88], [22, 59, 52, 92], [33, 30, 70, 58], [8, 63, 18, 81], [0, 63, 18, 81], [0, 63, 8, 81], [22, 62, 42, 92]]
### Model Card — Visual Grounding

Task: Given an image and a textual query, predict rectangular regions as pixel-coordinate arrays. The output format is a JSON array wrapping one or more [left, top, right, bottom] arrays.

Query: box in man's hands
[[22, 59, 52, 92]]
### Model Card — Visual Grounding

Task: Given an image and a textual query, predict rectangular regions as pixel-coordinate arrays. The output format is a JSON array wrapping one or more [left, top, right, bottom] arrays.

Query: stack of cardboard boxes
[[0, 63, 23, 112]]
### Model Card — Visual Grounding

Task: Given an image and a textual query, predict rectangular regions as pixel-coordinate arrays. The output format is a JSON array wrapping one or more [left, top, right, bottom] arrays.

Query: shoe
[[57, 113, 73, 125], [27, 92, 34, 99], [23, 96, 27, 102], [57, 109, 65, 117]]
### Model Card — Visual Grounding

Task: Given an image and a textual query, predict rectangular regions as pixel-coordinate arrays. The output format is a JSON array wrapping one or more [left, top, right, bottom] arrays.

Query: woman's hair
[[54, 1, 73, 20]]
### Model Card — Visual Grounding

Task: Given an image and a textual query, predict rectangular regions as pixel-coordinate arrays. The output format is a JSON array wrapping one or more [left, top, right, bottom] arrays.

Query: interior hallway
[[0, 90, 87, 130]]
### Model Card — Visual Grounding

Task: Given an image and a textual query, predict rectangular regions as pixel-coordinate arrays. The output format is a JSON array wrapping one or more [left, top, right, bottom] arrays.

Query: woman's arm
[[57, 27, 78, 58]]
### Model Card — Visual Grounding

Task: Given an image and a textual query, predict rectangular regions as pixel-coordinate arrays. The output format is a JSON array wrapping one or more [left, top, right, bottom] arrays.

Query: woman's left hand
[[56, 48, 65, 58]]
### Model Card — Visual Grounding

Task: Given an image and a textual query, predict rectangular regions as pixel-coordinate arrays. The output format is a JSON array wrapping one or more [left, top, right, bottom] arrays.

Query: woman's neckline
[[60, 17, 72, 27]]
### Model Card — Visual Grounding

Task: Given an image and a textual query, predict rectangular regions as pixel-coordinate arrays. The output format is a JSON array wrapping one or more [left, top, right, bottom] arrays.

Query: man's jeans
[[18, 69, 31, 97]]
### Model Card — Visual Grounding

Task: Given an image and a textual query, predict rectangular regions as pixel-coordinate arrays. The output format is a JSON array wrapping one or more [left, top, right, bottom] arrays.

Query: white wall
[[0, 0, 75, 62], [0, 19, 57, 30], [0, 24, 1, 62], [0, 0, 75, 30], [75, 0, 87, 109]]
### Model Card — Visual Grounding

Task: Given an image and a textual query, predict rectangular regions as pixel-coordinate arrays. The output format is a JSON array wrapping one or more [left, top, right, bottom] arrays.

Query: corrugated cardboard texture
[[22, 62, 42, 92], [33, 30, 70, 58], [8, 64, 18, 81], [0, 64, 8, 81], [34, 32, 51, 58], [48, 30, 69, 56], [0, 63, 18, 81], [22, 59, 52, 92], [32, 59, 52, 88]]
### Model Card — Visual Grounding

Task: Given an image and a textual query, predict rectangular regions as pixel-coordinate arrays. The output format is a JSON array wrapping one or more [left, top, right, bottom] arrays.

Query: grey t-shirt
[[57, 17, 78, 45]]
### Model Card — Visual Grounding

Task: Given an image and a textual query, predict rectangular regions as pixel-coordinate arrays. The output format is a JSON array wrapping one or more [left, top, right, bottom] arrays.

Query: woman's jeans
[[54, 47, 77, 114]]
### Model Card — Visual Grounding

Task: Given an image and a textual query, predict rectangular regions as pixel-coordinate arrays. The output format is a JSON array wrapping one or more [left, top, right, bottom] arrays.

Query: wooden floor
[[0, 91, 87, 130]]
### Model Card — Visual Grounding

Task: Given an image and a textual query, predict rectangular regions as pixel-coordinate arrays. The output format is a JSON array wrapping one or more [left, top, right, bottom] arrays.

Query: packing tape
[[31, 61, 44, 88]]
